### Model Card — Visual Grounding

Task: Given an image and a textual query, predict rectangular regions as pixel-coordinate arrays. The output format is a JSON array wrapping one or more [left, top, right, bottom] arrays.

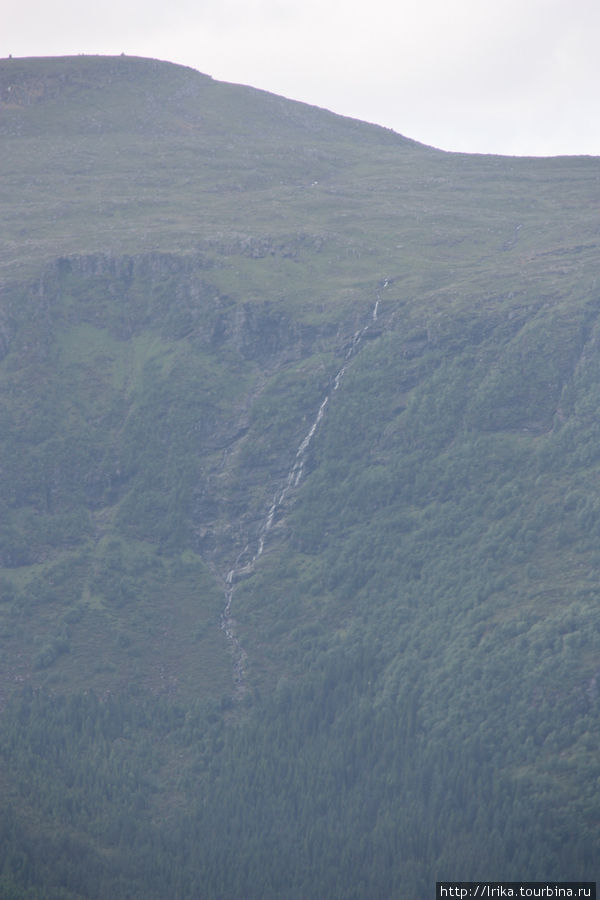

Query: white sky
[[4, 0, 600, 157]]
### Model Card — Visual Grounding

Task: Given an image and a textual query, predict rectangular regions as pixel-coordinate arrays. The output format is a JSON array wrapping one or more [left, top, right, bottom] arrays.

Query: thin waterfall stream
[[220, 289, 385, 692]]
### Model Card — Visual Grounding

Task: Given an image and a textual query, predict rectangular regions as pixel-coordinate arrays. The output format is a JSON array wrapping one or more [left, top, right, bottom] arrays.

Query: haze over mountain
[[0, 55, 598, 897]]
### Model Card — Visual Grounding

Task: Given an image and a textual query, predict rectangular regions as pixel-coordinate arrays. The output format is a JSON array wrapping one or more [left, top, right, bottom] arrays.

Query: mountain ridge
[[0, 53, 419, 143]]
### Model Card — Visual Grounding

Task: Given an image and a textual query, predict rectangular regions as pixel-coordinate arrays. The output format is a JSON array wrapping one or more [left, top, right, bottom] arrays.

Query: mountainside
[[0, 55, 599, 897]]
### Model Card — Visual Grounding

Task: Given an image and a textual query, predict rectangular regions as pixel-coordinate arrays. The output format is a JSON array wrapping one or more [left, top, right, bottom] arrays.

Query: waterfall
[[220, 288, 386, 691]]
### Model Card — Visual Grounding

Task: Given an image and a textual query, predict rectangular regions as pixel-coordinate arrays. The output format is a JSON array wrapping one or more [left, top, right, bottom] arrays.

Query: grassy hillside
[[0, 55, 598, 897]]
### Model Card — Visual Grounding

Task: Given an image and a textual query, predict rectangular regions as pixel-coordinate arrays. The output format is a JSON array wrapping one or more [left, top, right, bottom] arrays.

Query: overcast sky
[[5, 0, 600, 157]]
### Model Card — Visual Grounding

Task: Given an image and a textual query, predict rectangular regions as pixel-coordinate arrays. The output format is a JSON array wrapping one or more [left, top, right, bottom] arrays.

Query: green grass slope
[[0, 54, 598, 897]]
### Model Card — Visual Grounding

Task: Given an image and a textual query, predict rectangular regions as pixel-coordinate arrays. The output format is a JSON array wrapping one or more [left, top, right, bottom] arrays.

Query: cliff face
[[37, 252, 323, 360]]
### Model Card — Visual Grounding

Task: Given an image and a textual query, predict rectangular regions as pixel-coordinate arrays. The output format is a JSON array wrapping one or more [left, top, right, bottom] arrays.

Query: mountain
[[0, 54, 598, 897]]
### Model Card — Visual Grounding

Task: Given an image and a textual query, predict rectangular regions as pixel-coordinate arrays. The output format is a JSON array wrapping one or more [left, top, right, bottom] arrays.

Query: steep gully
[[220, 287, 386, 693]]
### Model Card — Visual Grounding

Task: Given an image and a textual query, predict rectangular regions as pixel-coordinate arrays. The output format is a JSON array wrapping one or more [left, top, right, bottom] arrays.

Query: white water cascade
[[220, 289, 384, 691]]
